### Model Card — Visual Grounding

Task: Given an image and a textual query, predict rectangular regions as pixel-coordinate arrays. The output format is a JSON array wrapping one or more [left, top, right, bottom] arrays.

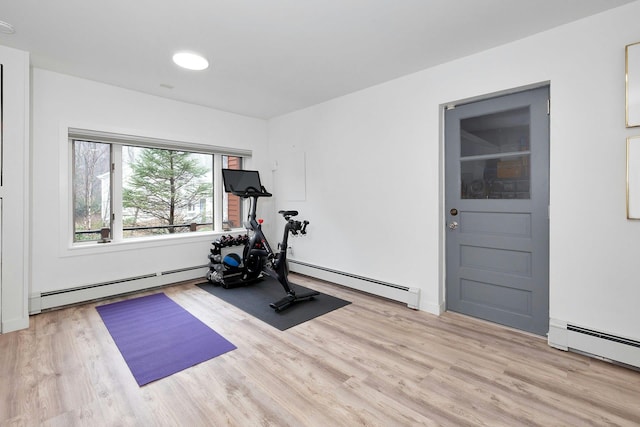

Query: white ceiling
[[0, 0, 635, 119]]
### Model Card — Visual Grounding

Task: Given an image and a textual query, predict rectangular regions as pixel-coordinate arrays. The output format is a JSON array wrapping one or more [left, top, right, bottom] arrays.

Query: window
[[73, 140, 111, 241], [460, 107, 530, 199], [222, 155, 243, 230], [70, 129, 250, 243]]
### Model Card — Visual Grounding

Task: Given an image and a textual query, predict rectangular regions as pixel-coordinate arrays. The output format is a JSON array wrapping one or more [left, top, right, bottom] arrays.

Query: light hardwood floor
[[1, 274, 639, 426]]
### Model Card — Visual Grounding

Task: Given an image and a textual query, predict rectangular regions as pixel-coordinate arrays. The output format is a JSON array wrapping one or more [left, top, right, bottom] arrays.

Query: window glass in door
[[460, 107, 530, 199]]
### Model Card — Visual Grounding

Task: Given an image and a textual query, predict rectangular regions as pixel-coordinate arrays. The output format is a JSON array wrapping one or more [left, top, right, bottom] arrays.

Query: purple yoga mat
[[96, 292, 236, 386]]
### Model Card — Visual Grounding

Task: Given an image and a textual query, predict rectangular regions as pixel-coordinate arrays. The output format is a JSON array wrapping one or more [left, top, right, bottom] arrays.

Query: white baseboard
[[549, 318, 640, 368], [422, 300, 445, 316], [548, 318, 568, 350], [30, 266, 207, 313], [289, 260, 420, 310], [2, 316, 30, 333]]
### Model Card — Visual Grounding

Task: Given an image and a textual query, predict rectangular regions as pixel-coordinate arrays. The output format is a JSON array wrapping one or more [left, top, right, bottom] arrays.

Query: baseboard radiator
[[29, 265, 208, 314], [288, 259, 420, 310], [548, 319, 640, 369]]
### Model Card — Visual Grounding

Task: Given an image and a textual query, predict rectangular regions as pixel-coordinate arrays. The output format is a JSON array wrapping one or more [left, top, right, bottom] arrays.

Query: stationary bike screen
[[222, 169, 263, 194]]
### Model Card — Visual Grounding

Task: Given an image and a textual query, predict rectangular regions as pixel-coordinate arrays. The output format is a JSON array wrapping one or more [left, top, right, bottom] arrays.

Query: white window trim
[[68, 128, 251, 157], [60, 125, 251, 258]]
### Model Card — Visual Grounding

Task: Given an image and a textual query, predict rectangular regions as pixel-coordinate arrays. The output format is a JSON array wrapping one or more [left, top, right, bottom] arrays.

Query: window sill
[[63, 228, 246, 258]]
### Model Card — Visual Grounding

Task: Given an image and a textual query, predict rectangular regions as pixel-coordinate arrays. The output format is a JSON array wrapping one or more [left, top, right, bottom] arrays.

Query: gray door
[[445, 87, 549, 336]]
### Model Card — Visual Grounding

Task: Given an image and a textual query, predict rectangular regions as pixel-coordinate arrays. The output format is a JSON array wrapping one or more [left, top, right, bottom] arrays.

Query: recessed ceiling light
[[0, 20, 15, 34], [172, 51, 209, 71]]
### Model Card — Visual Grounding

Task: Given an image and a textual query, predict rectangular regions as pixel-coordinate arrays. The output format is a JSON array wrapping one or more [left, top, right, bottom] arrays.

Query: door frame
[[438, 82, 551, 327]]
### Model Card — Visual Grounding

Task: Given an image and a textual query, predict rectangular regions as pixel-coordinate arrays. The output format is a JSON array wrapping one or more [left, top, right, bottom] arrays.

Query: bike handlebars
[[289, 219, 309, 235], [229, 185, 272, 198], [278, 210, 308, 235]]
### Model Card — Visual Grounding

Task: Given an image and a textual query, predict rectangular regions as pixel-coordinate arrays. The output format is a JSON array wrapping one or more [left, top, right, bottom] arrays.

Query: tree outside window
[[72, 141, 110, 241], [122, 147, 212, 237], [71, 136, 247, 243]]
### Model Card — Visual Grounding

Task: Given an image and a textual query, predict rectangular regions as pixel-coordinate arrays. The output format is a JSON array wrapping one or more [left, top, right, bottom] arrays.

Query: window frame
[[68, 128, 251, 248]]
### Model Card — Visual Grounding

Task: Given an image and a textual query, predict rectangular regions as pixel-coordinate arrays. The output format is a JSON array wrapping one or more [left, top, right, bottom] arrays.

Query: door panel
[[445, 87, 549, 336], [460, 211, 531, 236]]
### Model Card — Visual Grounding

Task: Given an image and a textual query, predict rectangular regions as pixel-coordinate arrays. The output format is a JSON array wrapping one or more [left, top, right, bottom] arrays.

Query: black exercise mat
[[196, 277, 351, 330]]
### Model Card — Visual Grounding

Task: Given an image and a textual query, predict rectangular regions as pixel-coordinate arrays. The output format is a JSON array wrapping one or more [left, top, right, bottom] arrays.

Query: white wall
[[0, 45, 30, 332], [31, 69, 269, 296], [268, 2, 640, 340]]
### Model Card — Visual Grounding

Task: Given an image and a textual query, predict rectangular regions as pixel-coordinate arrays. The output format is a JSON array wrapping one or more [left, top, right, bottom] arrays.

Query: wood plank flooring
[[1, 274, 639, 426]]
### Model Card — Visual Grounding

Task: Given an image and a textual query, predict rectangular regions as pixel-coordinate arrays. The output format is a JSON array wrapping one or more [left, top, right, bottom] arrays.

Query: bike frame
[[220, 168, 317, 311], [244, 193, 301, 295]]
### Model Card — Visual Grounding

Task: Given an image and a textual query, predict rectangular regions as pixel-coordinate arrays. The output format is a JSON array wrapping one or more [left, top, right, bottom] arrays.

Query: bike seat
[[278, 210, 298, 218]]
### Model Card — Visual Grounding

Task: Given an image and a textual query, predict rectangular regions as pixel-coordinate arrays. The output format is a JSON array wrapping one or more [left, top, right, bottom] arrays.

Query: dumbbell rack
[[206, 234, 260, 288]]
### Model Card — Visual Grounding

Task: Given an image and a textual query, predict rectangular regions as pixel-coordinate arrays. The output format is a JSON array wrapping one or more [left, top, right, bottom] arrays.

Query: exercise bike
[[206, 168, 319, 312]]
